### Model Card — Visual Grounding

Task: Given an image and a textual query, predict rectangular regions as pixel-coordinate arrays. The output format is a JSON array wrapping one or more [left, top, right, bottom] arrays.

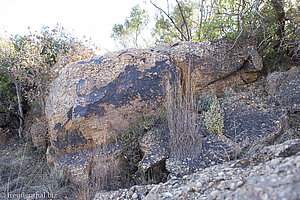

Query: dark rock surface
[[223, 102, 282, 149], [266, 67, 300, 111], [139, 126, 169, 172]]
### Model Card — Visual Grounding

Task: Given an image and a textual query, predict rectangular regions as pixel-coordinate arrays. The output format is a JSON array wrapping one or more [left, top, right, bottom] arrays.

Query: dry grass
[[165, 57, 203, 160], [0, 141, 74, 199], [74, 150, 122, 200]]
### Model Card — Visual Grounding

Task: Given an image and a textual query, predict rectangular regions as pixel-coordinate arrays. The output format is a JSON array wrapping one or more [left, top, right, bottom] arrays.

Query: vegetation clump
[[195, 91, 213, 114], [203, 95, 224, 135]]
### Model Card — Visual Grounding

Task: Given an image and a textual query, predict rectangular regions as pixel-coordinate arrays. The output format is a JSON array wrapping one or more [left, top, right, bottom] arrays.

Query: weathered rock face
[[46, 49, 176, 163], [29, 120, 48, 150], [266, 67, 300, 111], [168, 39, 263, 95], [45, 39, 263, 182], [140, 97, 282, 179], [266, 67, 300, 134]]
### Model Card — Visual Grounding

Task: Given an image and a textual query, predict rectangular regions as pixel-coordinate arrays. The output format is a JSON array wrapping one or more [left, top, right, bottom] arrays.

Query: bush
[[203, 95, 224, 135], [195, 91, 213, 114]]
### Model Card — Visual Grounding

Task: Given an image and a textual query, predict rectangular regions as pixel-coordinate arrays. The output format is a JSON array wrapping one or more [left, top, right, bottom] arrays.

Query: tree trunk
[[15, 82, 24, 139], [270, 0, 285, 49], [0, 65, 24, 139]]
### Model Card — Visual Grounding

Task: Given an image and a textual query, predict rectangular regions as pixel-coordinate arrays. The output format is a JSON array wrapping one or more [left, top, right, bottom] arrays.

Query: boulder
[[223, 102, 282, 148], [54, 142, 123, 185], [45, 39, 263, 183], [29, 120, 48, 150], [46, 49, 175, 162], [266, 67, 300, 132], [138, 126, 169, 172], [138, 99, 282, 179]]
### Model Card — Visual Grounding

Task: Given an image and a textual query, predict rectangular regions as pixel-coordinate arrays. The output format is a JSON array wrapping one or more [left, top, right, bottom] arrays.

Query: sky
[[0, 0, 155, 53]]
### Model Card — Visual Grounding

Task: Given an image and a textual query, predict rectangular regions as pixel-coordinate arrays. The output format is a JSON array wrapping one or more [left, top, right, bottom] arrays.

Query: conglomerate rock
[[45, 39, 263, 183]]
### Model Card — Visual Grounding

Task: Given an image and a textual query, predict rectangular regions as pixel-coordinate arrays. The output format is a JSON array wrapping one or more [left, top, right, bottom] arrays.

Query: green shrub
[[203, 95, 224, 135], [195, 91, 213, 114], [0, 71, 16, 108]]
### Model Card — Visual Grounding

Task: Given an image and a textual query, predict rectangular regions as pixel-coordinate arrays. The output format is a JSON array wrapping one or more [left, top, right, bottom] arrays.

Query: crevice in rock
[[134, 159, 169, 185]]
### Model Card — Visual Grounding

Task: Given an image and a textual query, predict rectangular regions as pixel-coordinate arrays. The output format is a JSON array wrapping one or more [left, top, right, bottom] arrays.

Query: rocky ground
[[94, 139, 300, 200]]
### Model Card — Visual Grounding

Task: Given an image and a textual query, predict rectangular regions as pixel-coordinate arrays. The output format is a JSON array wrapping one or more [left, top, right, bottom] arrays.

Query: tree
[[0, 25, 97, 139], [151, 0, 195, 43], [111, 5, 149, 48], [0, 37, 25, 138], [149, 0, 299, 68]]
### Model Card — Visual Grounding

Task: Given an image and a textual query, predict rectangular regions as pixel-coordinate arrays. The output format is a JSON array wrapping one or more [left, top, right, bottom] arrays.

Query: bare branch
[[150, 0, 188, 41], [230, 22, 244, 50], [175, 0, 191, 40], [198, 0, 204, 40], [255, 0, 265, 19]]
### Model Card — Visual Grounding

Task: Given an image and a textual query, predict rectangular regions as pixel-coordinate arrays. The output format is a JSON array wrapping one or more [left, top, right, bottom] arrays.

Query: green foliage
[[0, 70, 13, 100], [152, 0, 195, 43], [0, 71, 17, 113], [195, 91, 213, 113], [203, 95, 224, 135], [112, 5, 149, 48], [152, 0, 298, 68], [112, 0, 298, 66], [0, 25, 96, 103], [152, 13, 176, 44], [256, 0, 299, 71]]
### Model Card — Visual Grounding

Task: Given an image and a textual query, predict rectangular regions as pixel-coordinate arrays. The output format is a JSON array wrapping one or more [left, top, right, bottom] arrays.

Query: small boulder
[[223, 102, 282, 149], [29, 120, 48, 150], [138, 126, 169, 172]]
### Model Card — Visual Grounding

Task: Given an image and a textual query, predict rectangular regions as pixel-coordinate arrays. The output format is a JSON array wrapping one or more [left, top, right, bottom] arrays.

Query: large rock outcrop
[[45, 39, 263, 182], [46, 49, 176, 182]]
